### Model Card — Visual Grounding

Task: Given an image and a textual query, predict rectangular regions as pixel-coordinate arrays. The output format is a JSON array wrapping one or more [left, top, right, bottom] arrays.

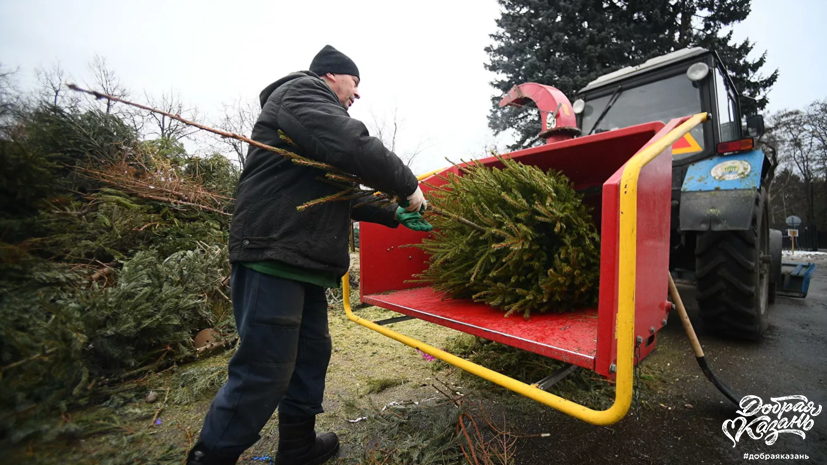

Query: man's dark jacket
[[229, 71, 418, 277]]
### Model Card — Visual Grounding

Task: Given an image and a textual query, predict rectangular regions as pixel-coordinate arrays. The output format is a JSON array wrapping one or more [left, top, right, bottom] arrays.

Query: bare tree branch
[[0, 64, 21, 135], [86, 55, 128, 115], [805, 100, 827, 215], [67, 83, 344, 174], [215, 96, 259, 167], [770, 109, 819, 224], [366, 105, 427, 170], [143, 90, 200, 141], [35, 62, 80, 109], [65, 84, 470, 225]]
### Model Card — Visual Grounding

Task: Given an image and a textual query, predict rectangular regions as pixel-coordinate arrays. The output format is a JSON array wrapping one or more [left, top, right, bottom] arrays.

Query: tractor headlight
[[572, 99, 586, 114], [687, 62, 710, 82]]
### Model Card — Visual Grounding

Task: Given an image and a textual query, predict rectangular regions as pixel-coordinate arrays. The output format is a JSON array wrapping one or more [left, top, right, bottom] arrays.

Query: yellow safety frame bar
[[343, 113, 708, 425]]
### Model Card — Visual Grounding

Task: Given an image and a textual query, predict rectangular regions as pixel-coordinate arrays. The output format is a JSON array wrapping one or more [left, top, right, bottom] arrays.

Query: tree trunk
[[767, 185, 776, 224], [677, 0, 694, 47], [807, 179, 816, 225]]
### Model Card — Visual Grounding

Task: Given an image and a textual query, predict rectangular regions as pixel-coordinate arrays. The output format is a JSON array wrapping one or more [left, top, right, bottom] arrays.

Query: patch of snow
[[782, 251, 827, 260]]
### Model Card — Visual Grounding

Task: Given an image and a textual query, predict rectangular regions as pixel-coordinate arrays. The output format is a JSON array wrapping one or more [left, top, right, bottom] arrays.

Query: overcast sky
[[1, 0, 824, 174]]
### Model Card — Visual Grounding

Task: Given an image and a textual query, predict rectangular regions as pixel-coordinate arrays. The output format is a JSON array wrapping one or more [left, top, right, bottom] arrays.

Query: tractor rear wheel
[[695, 189, 770, 340]]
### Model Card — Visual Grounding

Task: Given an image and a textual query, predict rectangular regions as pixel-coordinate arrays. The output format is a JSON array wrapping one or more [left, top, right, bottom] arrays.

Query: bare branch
[[143, 90, 200, 141], [35, 62, 80, 108], [67, 83, 343, 174], [215, 96, 260, 167], [86, 55, 128, 115], [768, 109, 820, 224], [365, 105, 427, 170], [0, 64, 22, 136], [66, 84, 471, 225]]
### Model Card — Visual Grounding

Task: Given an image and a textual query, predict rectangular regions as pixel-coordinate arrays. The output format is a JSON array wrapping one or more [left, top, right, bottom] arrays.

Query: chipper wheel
[[695, 188, 770, 340]]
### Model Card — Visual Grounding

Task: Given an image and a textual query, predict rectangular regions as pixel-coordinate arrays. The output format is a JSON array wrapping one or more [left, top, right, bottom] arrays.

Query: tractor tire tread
[[695, 190, 768, 340]]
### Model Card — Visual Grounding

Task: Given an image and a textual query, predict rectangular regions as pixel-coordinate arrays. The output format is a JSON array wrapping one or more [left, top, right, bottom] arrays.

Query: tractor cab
[[572, 47, 779, 340], [574, 48, 747, 163]]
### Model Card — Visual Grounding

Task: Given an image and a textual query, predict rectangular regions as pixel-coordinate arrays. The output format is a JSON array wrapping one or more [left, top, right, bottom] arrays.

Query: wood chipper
[[342, 48, 756, 425], [344, 114, 707, 424]]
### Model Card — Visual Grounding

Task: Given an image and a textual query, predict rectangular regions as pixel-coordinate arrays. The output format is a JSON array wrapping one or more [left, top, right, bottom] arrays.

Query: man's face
[[328, 73, 360, 109]]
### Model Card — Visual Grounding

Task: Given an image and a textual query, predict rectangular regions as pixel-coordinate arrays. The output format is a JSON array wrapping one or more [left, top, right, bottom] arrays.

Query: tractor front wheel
[[695, 189, 770, 340]]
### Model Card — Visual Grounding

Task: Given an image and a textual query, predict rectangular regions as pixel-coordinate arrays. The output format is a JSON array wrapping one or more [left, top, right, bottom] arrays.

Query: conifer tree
[[415, 156, 600, 317]]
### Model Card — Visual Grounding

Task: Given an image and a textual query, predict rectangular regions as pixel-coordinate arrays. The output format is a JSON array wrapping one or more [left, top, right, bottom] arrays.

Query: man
[[187, 45, 431, 465]]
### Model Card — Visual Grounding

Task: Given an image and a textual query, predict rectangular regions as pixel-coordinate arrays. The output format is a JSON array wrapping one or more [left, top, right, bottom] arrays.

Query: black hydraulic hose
[[696, 355, 741, 406], [667, 274, 741, 407]]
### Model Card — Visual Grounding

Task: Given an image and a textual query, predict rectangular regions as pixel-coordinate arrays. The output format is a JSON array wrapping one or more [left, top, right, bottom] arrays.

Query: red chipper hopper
[[346, 83, 707, 425]]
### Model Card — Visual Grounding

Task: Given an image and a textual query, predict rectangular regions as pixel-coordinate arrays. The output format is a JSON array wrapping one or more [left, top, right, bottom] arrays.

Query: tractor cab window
[[581, 73, 705, 159], [715, 68, 739, 142]]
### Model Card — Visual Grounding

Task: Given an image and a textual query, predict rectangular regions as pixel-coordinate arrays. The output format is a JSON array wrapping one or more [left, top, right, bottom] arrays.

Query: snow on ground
[[782, 250, 827, 260]]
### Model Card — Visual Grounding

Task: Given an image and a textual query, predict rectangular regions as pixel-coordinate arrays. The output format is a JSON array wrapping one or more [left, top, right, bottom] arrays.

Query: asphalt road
[[509, 255, 827, 464]]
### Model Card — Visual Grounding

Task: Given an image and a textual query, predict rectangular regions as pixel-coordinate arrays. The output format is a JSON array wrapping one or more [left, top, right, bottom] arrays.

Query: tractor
[[568, 47, 781, 340]]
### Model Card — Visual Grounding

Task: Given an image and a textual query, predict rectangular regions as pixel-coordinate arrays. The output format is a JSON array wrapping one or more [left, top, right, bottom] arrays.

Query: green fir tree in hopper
[[415, 155, 600, 317]]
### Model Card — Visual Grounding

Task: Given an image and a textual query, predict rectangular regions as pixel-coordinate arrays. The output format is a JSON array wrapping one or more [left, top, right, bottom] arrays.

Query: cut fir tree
[[415, 155, 600, 318]]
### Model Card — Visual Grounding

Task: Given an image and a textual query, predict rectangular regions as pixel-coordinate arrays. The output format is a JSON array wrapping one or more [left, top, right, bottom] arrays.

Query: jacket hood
[[259, 71, 320, 108]]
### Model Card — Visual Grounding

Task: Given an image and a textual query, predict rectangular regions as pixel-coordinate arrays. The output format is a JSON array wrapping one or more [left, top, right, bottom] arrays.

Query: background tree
[[766, 167, 805, 226], [366, 106, 426, 171], [806, 99, 827, 217], [771, 109, 819, 225], [486, 0, 778, 149], [34, 62, 80, 109], [144, 90, 200, 141], [671, 0, 777, 115], [759, 119, 783, 223], [761, 100, 827, 235], [0, 64, 21, 137], [86, 54, 128, 115], [486, 0, 624, 148], [215, 96, 259, 167]]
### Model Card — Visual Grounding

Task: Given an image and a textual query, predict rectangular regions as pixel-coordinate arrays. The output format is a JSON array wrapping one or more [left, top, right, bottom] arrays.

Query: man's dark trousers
[[198, 265, 332, 458]]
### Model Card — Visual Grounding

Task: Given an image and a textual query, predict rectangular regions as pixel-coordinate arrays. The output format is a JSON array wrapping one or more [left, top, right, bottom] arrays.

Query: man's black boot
[[186, 442, 239, 465], [275, 412, 339, 465]]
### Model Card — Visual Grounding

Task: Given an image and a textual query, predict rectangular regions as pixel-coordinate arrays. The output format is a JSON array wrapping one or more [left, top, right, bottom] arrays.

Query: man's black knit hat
[[309, 45, 360, 80]]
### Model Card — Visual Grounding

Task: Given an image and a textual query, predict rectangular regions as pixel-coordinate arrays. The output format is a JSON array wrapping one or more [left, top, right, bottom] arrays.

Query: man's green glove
[[396, 206, 433, 231], [398, 199, 425, 213]]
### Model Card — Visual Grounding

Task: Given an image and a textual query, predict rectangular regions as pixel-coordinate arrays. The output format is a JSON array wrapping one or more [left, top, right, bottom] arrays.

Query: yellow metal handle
[[344, 113, 708, 425]]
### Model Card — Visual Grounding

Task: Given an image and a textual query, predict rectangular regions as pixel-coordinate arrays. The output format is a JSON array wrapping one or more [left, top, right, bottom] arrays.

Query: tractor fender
[[679, 149, 769, 231]]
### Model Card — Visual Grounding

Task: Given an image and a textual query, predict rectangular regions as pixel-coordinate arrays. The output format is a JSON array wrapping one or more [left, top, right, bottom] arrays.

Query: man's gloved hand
[[396, 206, 433, 231], [405, 186, 427, 212]]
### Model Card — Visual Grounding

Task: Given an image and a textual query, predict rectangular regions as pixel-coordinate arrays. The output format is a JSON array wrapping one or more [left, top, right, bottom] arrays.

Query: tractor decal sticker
[[681, 150, 764, 192], [672, 132, 702, 155], [711, 160, 751, 181]]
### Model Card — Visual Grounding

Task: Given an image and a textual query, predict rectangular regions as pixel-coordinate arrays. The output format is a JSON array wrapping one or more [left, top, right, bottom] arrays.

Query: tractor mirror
[[746, 114, 765, 138]]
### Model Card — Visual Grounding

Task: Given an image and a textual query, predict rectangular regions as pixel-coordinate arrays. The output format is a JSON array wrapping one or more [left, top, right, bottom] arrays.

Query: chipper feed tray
[[359, 121, 678, 377]]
